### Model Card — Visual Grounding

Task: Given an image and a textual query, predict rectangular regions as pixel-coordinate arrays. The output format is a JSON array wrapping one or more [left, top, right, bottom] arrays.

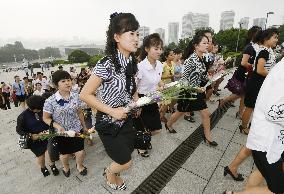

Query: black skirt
[[30, 140, 48, 157], [97, 118, 135, 165], [244, 73, 265, 108], [138, 94, 162, 131], [56, 136, 84, 155], [177, 91, 207, 112]]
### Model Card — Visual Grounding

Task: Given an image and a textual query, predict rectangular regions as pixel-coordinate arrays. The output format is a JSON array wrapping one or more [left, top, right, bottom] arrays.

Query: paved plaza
[[0, 70, 254, 194]]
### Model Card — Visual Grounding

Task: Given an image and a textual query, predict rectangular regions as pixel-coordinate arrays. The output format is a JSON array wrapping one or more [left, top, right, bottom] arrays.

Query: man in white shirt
[[34, 72, 49, 91], [33, 83, 44, 96]]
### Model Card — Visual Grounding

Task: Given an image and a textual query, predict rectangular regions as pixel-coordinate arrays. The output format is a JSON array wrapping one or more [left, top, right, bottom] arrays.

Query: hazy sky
[[0, 0, 283, 44]]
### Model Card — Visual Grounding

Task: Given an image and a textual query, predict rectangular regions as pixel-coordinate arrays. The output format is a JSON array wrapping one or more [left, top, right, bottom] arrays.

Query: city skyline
[[0, 0, 283, 49]]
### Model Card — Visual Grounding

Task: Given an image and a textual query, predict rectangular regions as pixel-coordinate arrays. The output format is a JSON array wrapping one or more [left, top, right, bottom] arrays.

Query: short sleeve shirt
[[137, 58, 163, 94], [43, 91, 84, 132], [92, 51, 133, 108], [12, 82, 25, 96], [162, 61, 175, 83]]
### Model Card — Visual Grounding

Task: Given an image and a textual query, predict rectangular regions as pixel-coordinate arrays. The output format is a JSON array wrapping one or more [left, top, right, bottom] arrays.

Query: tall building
[[220, 10, 235, 31], [138, 26, 150, 45], [240, 17, 249, 29], [253, 18, 266, 29], [182, 12, 209, 39], [155, 28, 165, 44], [168, 22, 179, 44]]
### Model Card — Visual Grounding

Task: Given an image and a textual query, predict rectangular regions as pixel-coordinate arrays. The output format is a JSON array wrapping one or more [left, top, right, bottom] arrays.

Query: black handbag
[[18, 134, 32, 149], [47, 120, 60, 162], [133, 117, 151, 150]]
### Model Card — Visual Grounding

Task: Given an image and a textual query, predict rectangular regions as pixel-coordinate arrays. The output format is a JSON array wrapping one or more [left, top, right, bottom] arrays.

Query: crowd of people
[[1, 12, 283, 194]]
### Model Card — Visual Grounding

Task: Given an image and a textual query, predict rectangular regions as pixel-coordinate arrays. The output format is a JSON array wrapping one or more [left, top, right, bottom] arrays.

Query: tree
[[214, 28, 248, 52], [177, 37, 191, 53], [68, 50, 90, 63], [278, 25, 284, 45], [88, 55, 103, 67]]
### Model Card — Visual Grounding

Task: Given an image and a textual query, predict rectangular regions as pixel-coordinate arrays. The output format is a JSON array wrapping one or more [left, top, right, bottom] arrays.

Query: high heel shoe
[[137, 150, 150, 157], [223, 166, 244, 181], [165, 123, 177, 133], [239, 125, 248, 135], [103, 167, 118, 190], [217, 99, 225, 108], [203, 137, 218, 147], [235, 112, 241, 119]]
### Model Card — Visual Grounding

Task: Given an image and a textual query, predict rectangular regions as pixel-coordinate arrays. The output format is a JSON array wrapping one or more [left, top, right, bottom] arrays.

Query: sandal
[[62, 168, 70, 177], [103, 167, 118, 190], [239, 125, 249, 135], [41, 167, 50, 177], [50, 164, 59, 176]]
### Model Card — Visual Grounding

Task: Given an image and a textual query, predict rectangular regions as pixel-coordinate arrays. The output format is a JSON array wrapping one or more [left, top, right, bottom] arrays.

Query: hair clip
[[110, 12, 122, 20]]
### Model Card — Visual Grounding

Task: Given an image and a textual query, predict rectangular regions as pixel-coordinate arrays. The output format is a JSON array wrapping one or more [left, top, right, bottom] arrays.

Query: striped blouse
[[92, 51, 133, 108]]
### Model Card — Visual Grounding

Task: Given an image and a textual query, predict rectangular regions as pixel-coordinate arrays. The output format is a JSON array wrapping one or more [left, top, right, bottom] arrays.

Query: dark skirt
[[97, 118, 135, 165], [138, 94, 162, 131], [244, 74, 265, 108], [30, 140, 48, 157], [252, 151, 284, 194], [177, 91, 207, 112], [56, 136, 84, 155]]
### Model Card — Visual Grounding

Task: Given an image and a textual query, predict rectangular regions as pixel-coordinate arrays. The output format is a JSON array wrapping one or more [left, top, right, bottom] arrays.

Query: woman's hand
[[31, 134, 39, 140], [110, 107, 128, 120], [57, 126, 65, 133]]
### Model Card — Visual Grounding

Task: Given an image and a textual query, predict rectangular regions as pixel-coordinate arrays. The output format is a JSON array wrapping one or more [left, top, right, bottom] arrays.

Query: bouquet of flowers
[[38, 129, 95, 141], [205, 68, 234, 88], [124, 80, 199, 113]]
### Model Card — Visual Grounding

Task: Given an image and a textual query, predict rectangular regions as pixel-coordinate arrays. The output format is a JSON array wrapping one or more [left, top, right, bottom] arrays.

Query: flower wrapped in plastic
[[124, 80, 200, 112], [38, 130, 95, 140]]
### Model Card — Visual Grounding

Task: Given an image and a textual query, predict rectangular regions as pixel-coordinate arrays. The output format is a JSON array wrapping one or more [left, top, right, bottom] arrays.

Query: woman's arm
[[16, 113, 26, 136], [79, 75, 127, 120], [77, 108, 87, 132], [256, 58, 268, 77], [241, 54, 252, 68], [42, 112, 65, 132]]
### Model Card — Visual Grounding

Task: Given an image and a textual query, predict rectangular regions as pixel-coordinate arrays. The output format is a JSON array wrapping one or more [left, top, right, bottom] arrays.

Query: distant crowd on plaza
[[1, 12, 283, 194]]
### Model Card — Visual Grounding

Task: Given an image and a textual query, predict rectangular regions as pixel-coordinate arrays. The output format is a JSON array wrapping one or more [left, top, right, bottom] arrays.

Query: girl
[[79, 13, 139, 190], [166, 33, 218, 146], [16, 95, 59, 177], [135, 33, 164, 157], [43, 70, 88, 177]]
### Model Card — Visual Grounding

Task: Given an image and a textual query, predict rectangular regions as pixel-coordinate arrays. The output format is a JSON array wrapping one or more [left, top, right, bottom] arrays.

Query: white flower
[[64, 130, 76, 137], [136, 96, 152, 107]]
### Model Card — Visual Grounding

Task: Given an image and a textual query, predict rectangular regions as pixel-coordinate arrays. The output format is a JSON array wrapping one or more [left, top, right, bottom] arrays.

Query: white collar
[[55, 91, 72, 101]]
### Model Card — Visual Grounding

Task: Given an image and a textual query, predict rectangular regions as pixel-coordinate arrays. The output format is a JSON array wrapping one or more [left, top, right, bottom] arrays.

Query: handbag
[[18, 134, 32, 149], [47, 120, 60, 162], [133, 117, 151, 150]]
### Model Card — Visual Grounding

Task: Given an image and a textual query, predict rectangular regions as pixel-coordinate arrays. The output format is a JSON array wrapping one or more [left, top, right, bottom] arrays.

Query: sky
[[0, 0, 283, 48]]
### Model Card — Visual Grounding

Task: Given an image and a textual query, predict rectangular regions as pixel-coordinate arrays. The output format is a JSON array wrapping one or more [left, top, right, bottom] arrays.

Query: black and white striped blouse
[[92, 51, 133, 108], [181, 52, 207, 87]]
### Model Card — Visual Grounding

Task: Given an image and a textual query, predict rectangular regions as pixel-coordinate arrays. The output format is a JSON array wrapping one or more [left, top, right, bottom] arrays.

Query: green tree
[[88, 55, 103, 67], [214, 28, 248, 52], [68, 50, 90, 63], [177, 37, 191, 53], [278, 25, 284, 45]]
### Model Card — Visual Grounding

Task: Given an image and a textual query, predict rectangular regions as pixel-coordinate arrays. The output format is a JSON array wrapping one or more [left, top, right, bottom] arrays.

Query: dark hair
[[173, 48, 182, 54], [35, 82, 42, 86], [183, 34, 209, 60], [52, 70, 71, 86], [105, 13, 139, 72], [140, 33, 163, 60], [160, 48, 173, 62], [258, 27, 279, 44], [246, 26, 262, 44], [23, 77, 28, 80], [26, 95, 46, 110], [195, 28, 214, 37]]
